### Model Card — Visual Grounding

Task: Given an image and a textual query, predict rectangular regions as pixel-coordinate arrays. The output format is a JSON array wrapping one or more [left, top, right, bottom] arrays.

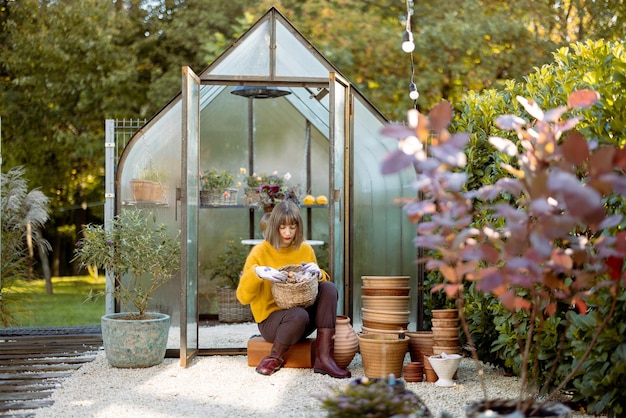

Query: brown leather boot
[[313, 328, 351, 379], [255, 341, 289, 376]]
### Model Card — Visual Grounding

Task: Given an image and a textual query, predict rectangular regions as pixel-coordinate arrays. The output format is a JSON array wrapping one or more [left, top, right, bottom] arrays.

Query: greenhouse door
[[329, 72, 352, 315], [180, 66, 200, 366]]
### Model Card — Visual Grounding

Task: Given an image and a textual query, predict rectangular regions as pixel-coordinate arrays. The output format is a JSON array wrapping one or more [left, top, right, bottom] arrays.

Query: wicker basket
[[200, 188, 238, 206], [271, 265, 318, 309], [217, 287, 253, 323]]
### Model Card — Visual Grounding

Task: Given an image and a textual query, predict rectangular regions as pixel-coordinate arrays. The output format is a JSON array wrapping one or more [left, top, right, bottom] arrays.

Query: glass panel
[[275, 20, 329, 77], [330, 74, 348, 313], [285, 88, 329, 137], [350, 96, 418, 330], [116, 103, 183, 348], [209, 20, 270, 77], [181, 67, 200, 365]]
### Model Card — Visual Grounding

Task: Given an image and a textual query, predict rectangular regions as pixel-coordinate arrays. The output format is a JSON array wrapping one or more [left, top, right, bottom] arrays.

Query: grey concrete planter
[[101, 312, 170, 368]]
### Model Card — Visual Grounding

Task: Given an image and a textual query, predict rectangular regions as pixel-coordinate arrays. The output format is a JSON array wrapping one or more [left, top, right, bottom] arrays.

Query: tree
[[0, 0, 142, 276], [1, 0, 624, 279], [0, 0, 248, 276]]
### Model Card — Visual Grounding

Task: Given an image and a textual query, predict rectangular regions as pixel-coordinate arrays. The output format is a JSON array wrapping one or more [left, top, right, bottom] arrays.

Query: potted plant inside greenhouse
[[199, 168, 242, 206], [207, 240, 253, 323], [130, 160, 168, 203], [243, 170, 300, 212], [74, 208, 181, 368], [381, 90, 626, 417]]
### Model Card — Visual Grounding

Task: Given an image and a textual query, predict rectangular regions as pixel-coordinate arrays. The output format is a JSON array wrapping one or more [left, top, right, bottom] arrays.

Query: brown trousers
[[258, 281, 338, 346]]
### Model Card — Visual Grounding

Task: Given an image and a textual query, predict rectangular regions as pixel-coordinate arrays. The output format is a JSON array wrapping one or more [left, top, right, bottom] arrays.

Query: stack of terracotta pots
[[431, 309, 460, 356], [403, 361, 424, 383], [360, 276, 411, 334]]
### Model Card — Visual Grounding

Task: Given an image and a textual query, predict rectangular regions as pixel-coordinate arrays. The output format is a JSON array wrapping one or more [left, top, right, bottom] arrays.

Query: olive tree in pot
[[381, 90, 626, 417], [74, 209, 181, 368]]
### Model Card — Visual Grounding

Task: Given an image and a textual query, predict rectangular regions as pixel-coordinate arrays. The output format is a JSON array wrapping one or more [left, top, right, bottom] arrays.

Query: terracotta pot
[[333, 315, 359, 369], [362, 308, 410, 323], [403, 362, 423, 382], [362, 286, 411, 297], [423, 352, 432, 365], [424, 368, 438, 382], [362, 295, 410, 311], [406, 331, 434, 362], [431, 309, 459, 319], [361, 276, 410, 288], [432, 346, 461, 355], [432, 326, 459, 338], [358, 333, 410, 378], [432, 318, 459, 327], [130, 180, 164, 202], [362, 319, 409, 330], [259, 213, 271, 236], [433, 336, 460, 346], [361, 326, 407, 335], [465, 399, 572, 418]]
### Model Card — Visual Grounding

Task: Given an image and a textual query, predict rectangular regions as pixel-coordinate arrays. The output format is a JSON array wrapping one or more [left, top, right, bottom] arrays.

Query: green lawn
[[3, 275, 105, 328]]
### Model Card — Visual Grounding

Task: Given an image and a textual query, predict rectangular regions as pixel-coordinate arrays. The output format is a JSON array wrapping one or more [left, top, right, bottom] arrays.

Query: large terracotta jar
[[333, 315, 359, 369]]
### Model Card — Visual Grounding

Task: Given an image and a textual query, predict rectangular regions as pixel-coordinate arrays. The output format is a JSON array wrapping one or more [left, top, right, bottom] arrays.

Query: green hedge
[[430, 38, 626, 416]]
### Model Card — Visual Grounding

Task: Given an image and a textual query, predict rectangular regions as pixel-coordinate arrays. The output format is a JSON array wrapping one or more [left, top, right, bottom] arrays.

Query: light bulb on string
[[409, 82, 419, 101], [401, 30, 415, 53]]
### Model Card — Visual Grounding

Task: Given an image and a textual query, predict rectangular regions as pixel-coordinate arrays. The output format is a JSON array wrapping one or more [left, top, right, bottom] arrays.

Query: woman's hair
[[266, 200, 304, 249]]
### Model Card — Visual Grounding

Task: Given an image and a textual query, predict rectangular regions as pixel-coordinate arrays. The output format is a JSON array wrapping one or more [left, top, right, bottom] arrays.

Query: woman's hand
[[255, 266, 288, 283], [300, 262, 321, 279]]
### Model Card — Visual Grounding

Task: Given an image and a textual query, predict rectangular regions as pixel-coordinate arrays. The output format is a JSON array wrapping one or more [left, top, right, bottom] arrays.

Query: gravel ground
[[29, 323, 600, 418]]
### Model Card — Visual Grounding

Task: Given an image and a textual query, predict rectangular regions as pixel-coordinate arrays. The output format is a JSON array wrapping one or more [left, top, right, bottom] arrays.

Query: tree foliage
[[0, 0, 624, 277], [450, 38, 626, 416]]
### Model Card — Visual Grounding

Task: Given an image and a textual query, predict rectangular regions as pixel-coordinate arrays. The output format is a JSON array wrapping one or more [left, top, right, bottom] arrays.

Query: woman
[[237, 200, 350, 378]]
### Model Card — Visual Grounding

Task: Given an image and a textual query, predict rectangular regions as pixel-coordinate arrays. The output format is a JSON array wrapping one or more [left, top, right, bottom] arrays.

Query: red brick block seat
[[247, 335, 315, 368]]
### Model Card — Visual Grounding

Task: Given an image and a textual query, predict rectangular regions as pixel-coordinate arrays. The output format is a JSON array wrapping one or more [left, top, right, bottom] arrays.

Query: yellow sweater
[[236, 241, 329, 323]]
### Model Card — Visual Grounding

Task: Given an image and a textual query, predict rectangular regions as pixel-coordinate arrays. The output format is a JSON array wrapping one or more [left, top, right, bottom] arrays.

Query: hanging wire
[[403, 0, 418, 109]]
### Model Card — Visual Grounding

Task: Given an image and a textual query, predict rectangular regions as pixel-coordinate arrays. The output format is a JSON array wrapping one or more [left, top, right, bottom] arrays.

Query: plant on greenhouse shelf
[[316, 375, 442, 418], [244, 170, 300, 209], [135, 161, 168, 182], [73, 209, 181, 319], [199, 168, 245, 191], [199, 168, 245, 206], [381, 90, 626, 416], [130, 159, 169, 202]]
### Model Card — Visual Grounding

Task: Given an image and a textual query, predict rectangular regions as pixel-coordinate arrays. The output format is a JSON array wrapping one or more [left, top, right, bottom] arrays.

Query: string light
[[403, 0, 418, 106], [402, 30, 415, 53], [409, 82, 419, 101]]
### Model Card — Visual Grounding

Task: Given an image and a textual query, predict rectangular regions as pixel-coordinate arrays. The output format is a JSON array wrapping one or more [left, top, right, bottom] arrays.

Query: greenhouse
[[107, 7, 418, 364]]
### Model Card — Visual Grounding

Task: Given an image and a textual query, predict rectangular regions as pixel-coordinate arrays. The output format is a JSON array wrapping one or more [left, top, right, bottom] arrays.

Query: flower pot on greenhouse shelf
[[199, 168, 244, 206], [381, 90, 626, 417], [73, 209, 181, 368], [130, 161, 168, 202], [243, 170, 300, 209]]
